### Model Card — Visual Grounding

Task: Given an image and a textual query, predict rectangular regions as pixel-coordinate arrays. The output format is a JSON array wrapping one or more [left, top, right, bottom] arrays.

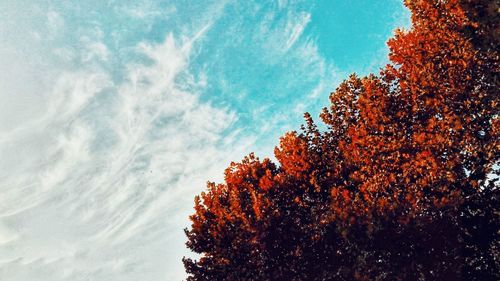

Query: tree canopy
[[184, 1, 499, 280]]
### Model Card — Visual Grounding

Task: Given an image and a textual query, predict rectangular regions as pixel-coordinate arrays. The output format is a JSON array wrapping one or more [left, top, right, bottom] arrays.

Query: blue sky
[[0, 1, 409, 280]]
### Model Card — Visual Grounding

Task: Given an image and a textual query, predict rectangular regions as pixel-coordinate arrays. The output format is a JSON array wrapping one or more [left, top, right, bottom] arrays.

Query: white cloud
[[277, 0, 288, 9], [284, 12, 311, 51], [256, 9, 312, 57], [0, 17, 249, 281], [47, 11, 65, 39]]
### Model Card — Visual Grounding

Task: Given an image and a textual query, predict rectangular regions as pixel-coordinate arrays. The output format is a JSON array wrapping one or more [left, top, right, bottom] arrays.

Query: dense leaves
[[184, 1, 499, 280]]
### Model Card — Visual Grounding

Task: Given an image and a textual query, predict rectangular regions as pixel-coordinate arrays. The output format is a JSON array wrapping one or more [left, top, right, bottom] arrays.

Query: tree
[[183, 1, 499, 280]]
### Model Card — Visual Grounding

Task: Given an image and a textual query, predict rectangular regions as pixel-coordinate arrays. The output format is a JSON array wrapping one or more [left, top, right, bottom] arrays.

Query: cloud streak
[[0, 14, 248, 281], [284, 12, 311, 51]]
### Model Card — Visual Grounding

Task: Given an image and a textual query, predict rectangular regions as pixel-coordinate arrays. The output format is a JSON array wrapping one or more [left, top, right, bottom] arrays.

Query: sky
[[0, 1, 409, 280]]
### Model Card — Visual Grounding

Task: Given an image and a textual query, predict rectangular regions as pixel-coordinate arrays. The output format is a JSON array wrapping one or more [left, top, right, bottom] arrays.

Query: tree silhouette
[[184, 1, 499, 280]]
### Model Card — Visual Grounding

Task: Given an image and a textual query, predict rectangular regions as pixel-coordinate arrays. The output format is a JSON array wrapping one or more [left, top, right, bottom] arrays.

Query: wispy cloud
[[0, 7, 249, 281], [284, 12, 311, 51]]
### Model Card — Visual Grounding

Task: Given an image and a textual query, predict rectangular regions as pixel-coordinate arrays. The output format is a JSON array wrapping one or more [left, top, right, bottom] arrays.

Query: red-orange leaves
[[185, 1, 499, 280], [258, 169, 274, 191], [274, 132, 311, 180], [224, 153, 276, 190]]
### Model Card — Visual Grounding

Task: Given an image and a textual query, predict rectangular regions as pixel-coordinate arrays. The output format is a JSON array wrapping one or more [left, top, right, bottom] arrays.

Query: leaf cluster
[[184, 1, 499, 280]]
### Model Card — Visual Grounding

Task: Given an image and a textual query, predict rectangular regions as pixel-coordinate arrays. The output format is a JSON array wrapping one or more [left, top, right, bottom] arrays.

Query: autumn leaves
[[184, 1, 498, 280]]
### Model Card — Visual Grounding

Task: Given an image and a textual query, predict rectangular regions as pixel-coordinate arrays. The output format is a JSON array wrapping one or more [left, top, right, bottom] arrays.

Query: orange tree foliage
[[184, 1, 499, 280]]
